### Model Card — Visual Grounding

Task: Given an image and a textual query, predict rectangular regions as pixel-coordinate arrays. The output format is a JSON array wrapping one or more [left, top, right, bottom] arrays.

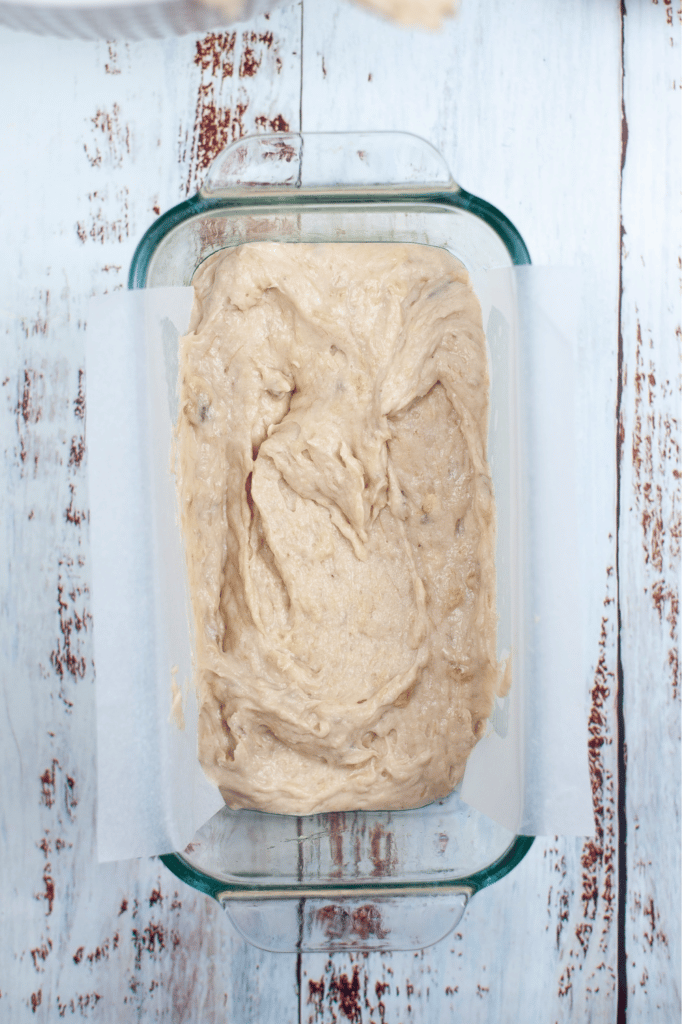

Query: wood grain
[[300, 0, 625, 1018], [619, 0, 681, 1017], [0, 14, 303, 1021]]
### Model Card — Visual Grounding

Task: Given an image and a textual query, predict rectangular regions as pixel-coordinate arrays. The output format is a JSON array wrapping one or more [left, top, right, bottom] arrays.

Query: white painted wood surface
[[0, 1, 679, 1021], [620, 1, 681, 1017]]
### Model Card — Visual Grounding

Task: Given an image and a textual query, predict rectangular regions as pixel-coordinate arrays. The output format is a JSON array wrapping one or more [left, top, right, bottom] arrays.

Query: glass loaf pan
[[129, 131, 533, 952]]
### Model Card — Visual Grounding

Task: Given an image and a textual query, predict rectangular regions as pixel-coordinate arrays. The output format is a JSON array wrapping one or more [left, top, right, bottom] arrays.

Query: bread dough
[[177, 241, 498, 814]]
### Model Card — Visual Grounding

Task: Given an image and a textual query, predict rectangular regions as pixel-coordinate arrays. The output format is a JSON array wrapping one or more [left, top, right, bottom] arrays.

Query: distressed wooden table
[[0, 1, 679, 1020]]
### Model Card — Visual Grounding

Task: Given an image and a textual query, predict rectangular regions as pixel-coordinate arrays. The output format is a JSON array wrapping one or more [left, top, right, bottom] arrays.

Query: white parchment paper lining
[[86, 268, 594, 863]]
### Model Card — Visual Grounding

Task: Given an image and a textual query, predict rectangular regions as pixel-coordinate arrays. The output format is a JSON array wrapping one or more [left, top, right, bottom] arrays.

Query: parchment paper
[[86, 268, 594, 863]]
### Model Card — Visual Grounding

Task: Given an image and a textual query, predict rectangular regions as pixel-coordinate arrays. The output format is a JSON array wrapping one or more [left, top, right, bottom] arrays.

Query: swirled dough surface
[[178, 242, 498, 814]]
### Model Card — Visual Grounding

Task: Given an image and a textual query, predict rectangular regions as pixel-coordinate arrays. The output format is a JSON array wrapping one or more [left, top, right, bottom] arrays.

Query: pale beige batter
[[177, 241, 498, 814]]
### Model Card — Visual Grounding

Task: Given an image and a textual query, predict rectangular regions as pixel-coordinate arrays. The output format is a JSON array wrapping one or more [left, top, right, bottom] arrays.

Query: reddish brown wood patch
[[254, 113, 291, 132], [50, 556, 90, 694], [181, 29, 293, 196], [549, 569, 618, 1006], [370, 824, 396, 877], [40, 761, 58, 808], [55, 992, 102, 1017], [582, 614, 616, 942], [10, 365, 44, 472], [306, 958, 414, 1023], [104, 42, 123, 75], [73, 938, 114, 966], [74, 369, 85, 420], [650, 0, 678, 27], [308, 978, 325, 1013], [131, 922, 166, 969], [328, 965, 362, 1022], [68, 436, 85, 469], [83, 104, 131, 169], [76, 188, 131, 245], [30, 941, 52, 972], [39, 760, 78, 819], [36, 863, 55, 917], [20, 293, 50, 340], [194, 31, 236, 77], [630, 319, 681, 697]]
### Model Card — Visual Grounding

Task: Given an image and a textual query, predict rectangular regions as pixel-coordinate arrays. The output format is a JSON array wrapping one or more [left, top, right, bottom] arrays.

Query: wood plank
[[2, 0, 677, 1019], [619, 0, 681, 1017], [301, 0, 624, 1019], [0, 13, 302, 1021]]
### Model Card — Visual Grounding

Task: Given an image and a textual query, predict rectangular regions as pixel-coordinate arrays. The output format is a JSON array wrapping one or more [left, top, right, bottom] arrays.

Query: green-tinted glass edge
[[128, 187, 531, 291], [160, 834, 535, 902], [133, 185, 533, 902]]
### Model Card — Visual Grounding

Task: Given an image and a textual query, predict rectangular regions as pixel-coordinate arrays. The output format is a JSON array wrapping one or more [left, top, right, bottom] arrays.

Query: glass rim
[[160, 834, 535, 902], [128, 188, 531, 291]]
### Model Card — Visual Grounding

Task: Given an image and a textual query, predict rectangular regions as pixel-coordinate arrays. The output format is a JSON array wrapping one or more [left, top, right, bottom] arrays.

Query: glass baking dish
[[129, 131, 533, 952]]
